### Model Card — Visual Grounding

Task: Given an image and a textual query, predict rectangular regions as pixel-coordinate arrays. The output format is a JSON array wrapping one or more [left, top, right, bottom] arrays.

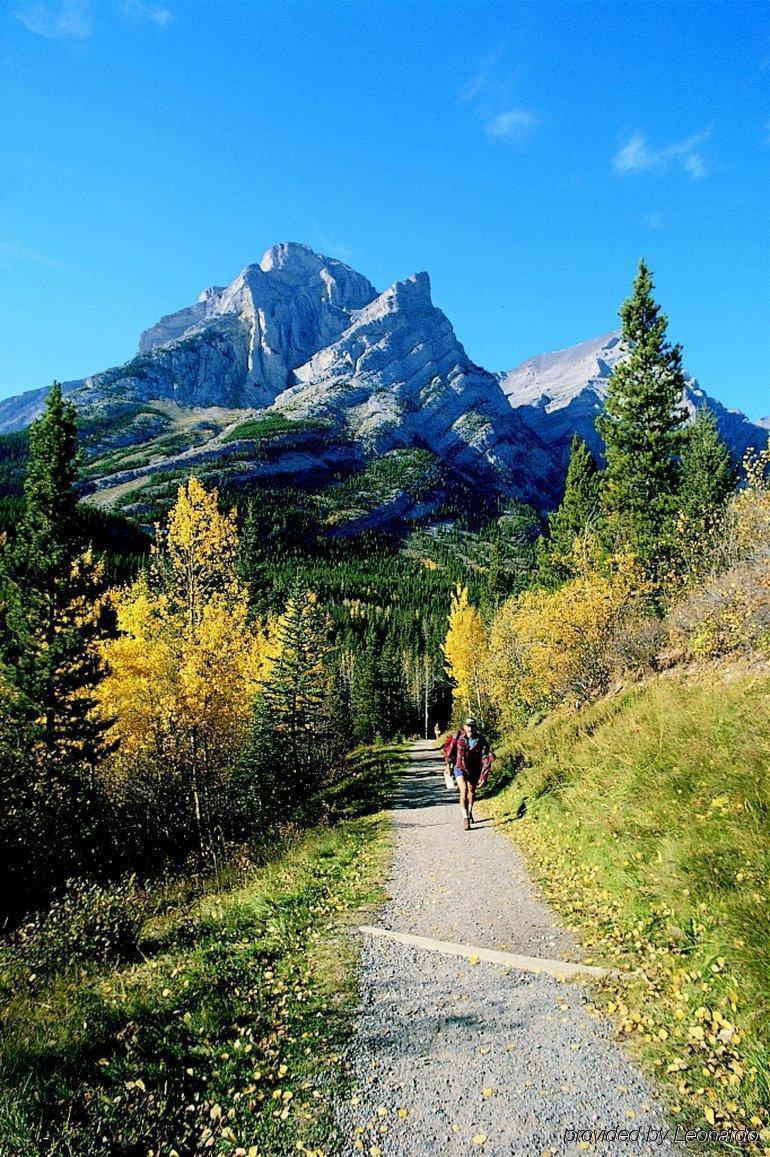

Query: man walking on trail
[[445, 718, 492, 831]]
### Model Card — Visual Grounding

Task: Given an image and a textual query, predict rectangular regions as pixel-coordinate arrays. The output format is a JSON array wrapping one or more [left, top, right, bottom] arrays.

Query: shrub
[[486, 552, 645, 722], [671, 448, 770, 659], [9, 877, 150, 976]]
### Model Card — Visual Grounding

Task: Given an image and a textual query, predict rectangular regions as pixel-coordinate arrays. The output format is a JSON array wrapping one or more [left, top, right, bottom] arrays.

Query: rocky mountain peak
[[358, 272, 433, 320], [499, 332, 624, 409], [259, 241, 328, 274]]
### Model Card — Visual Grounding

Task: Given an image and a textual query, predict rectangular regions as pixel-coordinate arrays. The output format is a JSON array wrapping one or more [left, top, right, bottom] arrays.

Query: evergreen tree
[[262, 578, 334, 799], [0, 384, 107, 904], [350, 630, 381, 744], [597, 260, 688, 579], [674, 406, 738, 576], [678, 406, 737, 524], [537, 435, 601, 585]]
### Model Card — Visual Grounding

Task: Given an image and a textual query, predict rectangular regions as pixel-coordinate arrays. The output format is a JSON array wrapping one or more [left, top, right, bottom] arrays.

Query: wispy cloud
[[460, 49, 540, 146], [612, 131, 711, 180], [486, 108, 538, 142], [459, 48, 507, 103], [0, 240, 66, 273], [14, 0, 92, 39], [121, 0, 173, 28]]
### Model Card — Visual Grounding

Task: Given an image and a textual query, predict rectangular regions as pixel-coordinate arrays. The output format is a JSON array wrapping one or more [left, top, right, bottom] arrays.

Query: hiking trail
[[336, 740, 672, 1155]]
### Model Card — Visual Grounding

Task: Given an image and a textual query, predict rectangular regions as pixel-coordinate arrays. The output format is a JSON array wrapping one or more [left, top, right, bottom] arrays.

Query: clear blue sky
[[1, 1, 769, 417]]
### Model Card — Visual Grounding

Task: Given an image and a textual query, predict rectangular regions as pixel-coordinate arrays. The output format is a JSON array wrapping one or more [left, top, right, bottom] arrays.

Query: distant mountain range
[[498, 332, 769, 468], [0, 243, 766, 523]]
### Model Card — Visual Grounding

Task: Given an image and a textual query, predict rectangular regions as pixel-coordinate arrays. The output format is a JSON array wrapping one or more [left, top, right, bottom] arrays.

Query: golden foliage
[[97, 480, 272, 840], [442, 585, 488, 717], [671, 448, 770, 658], [487, 553, 643, 720]]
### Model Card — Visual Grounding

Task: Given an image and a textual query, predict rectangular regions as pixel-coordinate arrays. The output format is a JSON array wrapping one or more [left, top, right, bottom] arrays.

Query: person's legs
[[467, 779, 476, 820], [454, 771, 470, 827], [466, 771, 480, 821]]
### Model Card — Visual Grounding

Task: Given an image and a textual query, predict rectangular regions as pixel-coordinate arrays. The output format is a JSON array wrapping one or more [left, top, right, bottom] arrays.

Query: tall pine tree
[[597, 260, 687, 580], [0, 384, 107, 905]]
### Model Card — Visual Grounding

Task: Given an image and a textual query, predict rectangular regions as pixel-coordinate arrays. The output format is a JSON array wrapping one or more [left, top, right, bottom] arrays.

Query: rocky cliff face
[[0, 243, 379, 425], [500, 333, 769, 466], [0, 244, 562, 512], [275, 271, 560, 506]]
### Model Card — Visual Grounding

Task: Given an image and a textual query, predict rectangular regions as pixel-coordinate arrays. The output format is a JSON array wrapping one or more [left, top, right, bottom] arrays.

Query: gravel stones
[[335, 741, 671, 1155]]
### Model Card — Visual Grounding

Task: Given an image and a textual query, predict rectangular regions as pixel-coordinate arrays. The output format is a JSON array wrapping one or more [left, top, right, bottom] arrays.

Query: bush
[[671, 451, 770, 659], [603, 610, 670, 676], [9, 876, 150, 976], [486, 553, 645, 721]]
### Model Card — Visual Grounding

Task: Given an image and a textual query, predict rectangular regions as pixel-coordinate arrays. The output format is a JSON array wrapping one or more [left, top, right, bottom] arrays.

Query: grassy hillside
[[488, 665, 770, 1139], [0, 745, 402, 1157]]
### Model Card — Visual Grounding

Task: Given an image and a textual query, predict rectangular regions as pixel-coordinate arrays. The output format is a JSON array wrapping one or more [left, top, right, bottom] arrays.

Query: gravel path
[[335, 741, 672, 1156]]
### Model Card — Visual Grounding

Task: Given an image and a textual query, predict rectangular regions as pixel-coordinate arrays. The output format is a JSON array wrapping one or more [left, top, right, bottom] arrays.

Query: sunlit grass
[[0, 745, 404, 1156], [489, 666, 770, 1142]]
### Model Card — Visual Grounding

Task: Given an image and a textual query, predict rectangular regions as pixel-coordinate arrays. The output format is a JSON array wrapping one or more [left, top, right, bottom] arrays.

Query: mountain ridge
[[499, 332, 769, 467], [0, 244, 766, 522]]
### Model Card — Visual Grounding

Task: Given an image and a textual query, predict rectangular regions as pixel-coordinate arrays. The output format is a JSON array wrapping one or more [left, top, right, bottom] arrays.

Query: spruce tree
[[350, 629, 381, 744], [537, 435, 601, 585], [0, 384, 107, 902], [597, 260, 687, 579], [678, 406, 737, 524], [261, 578, 334, 798], [675, 405, 737, 575]]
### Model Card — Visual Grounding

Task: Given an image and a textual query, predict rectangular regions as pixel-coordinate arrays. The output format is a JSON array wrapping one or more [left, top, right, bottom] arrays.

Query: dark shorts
[[453, 765, 480, 787]]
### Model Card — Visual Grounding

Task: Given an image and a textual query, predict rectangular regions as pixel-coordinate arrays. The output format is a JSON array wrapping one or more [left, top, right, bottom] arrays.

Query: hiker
[[441, 729, 459, 792], [445, 717, 492, 830]]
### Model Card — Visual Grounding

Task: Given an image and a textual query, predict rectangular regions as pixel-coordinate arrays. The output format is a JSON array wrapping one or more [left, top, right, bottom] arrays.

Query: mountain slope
[[0, 243, 377, 430], [1, 248, 766, 523], [500, 332, 769, 465], [274, 272, 560, 507], [0, 245, 563, 518]]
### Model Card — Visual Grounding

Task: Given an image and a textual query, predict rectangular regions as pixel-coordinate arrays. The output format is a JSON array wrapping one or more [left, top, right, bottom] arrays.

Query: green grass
[[488, 667, 770, 1141], [222, 414, 327, 445], [0, 744, 404, 1156]]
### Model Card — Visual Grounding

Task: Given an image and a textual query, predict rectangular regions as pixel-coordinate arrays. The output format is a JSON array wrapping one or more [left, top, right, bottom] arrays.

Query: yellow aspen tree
[[98, 478, 272, 862], [442, 585, 488, 717]]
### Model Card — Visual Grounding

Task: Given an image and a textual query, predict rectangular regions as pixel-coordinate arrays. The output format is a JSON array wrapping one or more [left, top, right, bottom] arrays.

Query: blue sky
[[1, 0, 769, 417]]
